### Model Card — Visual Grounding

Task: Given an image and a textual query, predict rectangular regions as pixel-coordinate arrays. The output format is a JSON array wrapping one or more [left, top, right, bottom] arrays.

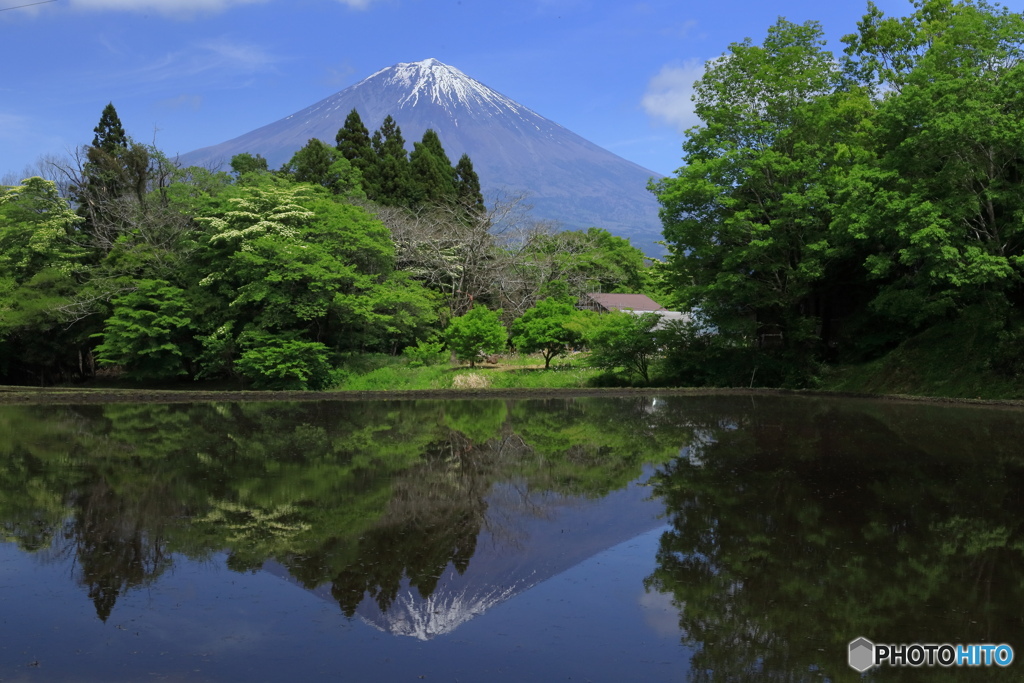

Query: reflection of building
[[577, 293, 689, 328], [266, 472, 665, 640]]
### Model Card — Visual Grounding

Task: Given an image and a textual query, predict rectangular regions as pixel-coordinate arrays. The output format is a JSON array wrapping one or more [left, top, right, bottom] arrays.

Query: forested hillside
[[0, 107, 651, 388], [651, 0, 1024, 395]]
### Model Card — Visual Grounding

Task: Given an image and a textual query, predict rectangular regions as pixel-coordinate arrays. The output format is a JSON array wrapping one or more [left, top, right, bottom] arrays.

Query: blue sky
[[3, 0, 1023, 181]]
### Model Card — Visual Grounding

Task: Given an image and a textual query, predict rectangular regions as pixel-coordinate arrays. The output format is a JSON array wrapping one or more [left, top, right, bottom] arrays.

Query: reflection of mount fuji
[[269, 471, 663, 640]]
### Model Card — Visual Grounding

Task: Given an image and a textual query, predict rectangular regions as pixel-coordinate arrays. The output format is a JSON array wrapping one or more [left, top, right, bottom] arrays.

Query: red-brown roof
[[582, 293, 665, 312]]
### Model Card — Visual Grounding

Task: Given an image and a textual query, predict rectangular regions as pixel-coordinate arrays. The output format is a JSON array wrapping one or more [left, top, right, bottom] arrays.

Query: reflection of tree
[[644, 397, 1024, 682], [311, 427, 504, 616], [68, 478, 178, 621], [512, 397, 691, 496], [2, 396, 699, 625]]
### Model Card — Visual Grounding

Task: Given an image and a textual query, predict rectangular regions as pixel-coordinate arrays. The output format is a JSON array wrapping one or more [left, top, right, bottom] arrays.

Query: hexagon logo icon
[[849, 637, 875, 672]]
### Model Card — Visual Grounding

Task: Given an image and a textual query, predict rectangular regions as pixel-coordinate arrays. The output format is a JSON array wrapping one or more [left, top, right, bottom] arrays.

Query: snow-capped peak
[[358, 58, 528, 116]]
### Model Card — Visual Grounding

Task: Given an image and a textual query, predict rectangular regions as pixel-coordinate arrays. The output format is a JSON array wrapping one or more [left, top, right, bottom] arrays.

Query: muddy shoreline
[[2, 384, 1023, 408]]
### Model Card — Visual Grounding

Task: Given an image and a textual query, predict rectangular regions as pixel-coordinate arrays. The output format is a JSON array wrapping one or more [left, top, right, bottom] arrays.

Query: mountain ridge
[[180, 59, 664, 251]]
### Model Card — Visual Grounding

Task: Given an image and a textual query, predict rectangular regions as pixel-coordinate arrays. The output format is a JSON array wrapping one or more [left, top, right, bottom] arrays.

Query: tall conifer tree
[[92, 102, 128, 153], [409, 129, 457, 206], [369, 115, 412, 205], [454, 153, 485, 215], [335, 109, 375, 179], [75, 102, 150, 247]]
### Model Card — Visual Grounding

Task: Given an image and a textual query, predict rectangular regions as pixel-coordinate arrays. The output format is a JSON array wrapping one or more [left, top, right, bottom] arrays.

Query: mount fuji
[[179, 59, 664, 251]]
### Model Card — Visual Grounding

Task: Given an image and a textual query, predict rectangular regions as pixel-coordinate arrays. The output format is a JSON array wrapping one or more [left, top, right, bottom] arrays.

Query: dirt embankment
[[2, 384, 1023, 407]]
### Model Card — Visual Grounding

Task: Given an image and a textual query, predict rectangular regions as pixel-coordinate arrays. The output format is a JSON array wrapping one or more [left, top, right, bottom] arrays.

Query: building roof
[[582, 292, 665, 312]]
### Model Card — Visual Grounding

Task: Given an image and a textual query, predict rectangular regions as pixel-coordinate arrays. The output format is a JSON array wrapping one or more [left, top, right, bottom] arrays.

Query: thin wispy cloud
[[158, 94, 203, 111], [67, 0, 382, 16], [94, 39, 284, 94], [68, 0, 269, 17], [0, 112, 30, 141], [641, 59, 705, 133], [323, 62, 357, 88]]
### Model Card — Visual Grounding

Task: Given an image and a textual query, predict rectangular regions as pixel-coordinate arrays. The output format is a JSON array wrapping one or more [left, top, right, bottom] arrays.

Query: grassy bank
[[819, 311, 1024, 401], [4, 319, 1021, 402], [334, 353, 601, 391]]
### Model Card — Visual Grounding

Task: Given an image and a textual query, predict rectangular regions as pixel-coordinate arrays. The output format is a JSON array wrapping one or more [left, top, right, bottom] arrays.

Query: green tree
[[281, 138, 365, 197], [572, 310, 661, 383], [73, 103, 153, 250], [0, 177, 93, 383], [234, 332, 333, 390], [409, 129, 457, 206], [651, 19, 871, 366], [189, 181, 436, 382], [92, 279, 194, 380], [230, 152, 269, 177], [445, 304, 506, 367], [335, 109, 375, 180], [454, 153, 485, 215], [0, 177, 87, 281], [511, 296, 580, 368], [369, 115, 413, 205], [92, 102, 128, 153], [839, 0, 1024, 326]]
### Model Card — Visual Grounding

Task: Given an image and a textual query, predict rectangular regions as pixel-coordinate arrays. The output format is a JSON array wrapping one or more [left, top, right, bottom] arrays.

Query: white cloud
[[641, 59, 705, 134], [67, 0, 381, 15]]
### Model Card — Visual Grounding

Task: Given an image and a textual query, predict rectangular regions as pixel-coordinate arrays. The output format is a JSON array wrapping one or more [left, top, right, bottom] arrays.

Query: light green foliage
[[520, 227, 652, 296], [234, 332, 333, 390], [0, 178, 93, 382], [93, 279, 193, 380], [188, 182, 438, 385], [445, 304, 507, 367], [0, 177, 87, 281], [652, 18, 863, 356], [571, 310, 662, 383], [840, 0, 1024, 324], [511, 296, 580, 368], [403, 338, 447, 368]]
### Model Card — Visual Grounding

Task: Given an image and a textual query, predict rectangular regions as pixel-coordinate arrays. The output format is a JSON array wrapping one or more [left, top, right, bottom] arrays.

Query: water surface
[[1, 395, 1022, 681]]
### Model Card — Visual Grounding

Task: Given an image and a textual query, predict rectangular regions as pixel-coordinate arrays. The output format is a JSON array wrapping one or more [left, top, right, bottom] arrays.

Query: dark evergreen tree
[[409, 129, 457, 206], [282, 139, 336, 185], [369, 115, 412, 205], [454, 153, 485, 215], [92, 102, 128, 153], [335, 109, 375, 178], [281, 138, 364, 196], [73, 103, 151, 250]]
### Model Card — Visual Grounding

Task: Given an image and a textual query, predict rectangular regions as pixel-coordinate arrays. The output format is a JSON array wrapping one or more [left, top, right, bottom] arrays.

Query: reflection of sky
[[344, 468, 668, 640], [1, 528, 692, 682]]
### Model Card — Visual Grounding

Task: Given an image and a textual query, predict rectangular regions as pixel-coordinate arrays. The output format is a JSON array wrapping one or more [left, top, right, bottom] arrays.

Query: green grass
[[820, 308, 1024, 400], [483, 365, 599, 389], [335, 363, 453, 391], [331, 352, 604, 391]]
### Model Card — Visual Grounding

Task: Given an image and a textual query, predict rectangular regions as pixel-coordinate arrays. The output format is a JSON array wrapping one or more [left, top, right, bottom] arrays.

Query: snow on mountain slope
[[180, 59, 664, 252]]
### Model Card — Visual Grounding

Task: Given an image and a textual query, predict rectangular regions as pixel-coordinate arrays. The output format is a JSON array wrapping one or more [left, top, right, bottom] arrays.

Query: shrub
[[235, 334, 333, 390]]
